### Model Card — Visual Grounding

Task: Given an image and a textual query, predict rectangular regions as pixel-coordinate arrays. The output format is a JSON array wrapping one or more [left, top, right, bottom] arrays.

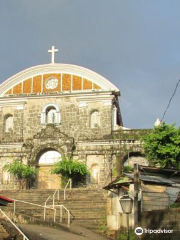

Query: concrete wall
[[107, 188, 134, 231], [106, 184, 178, 231], [139, 208, 180, 240]]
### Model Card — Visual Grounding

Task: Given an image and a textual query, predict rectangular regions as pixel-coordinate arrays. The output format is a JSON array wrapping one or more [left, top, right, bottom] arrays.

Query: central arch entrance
[[37, 150, 61, 189]]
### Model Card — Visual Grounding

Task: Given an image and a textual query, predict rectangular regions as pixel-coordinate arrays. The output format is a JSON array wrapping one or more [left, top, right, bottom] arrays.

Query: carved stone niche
[[24, 125, 75, 165]]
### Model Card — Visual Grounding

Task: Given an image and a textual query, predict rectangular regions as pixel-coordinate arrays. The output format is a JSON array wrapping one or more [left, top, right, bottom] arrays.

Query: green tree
[[51, 157, 90, 187], [142, 123, 180, 168], [4, 160, 37, 189]]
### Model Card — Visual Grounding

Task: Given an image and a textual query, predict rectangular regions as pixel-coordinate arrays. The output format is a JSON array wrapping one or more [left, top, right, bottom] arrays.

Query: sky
[[0, 0, 180, 129]]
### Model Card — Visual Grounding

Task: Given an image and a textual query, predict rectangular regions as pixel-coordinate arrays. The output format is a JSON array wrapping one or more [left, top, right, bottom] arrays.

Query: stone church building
[[0, 47, 125, 190]]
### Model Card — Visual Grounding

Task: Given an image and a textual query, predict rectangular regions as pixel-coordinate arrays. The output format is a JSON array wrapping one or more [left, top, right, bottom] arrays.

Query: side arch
[[4, 114, 13, 132], [123, 152, 149, 167]]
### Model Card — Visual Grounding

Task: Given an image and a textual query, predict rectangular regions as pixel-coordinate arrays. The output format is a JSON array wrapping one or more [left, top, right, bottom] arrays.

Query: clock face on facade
[[45, 77, 58, 89]]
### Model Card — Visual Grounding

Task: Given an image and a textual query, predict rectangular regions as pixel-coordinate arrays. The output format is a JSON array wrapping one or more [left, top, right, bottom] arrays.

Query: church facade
[[0, 48, 123, 190]]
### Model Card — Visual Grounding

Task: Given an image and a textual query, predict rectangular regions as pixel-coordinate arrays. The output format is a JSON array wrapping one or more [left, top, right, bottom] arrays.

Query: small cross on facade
[[48, 46, 59, 64]]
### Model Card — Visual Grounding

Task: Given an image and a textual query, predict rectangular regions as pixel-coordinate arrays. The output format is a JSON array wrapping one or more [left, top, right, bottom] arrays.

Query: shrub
[[4, 160, 37, 189], [142, 123, 180, 168], [170, 202, 180, 208], [122, 166, 133, 173], [51, 157, 90, 187]]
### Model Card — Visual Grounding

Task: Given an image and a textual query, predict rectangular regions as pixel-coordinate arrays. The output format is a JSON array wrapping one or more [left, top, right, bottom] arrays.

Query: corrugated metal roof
[[114, 176, 132, 184], [125, 173, 174, 185], [103, 176, 133, 189], [103, 172, 176, 190]]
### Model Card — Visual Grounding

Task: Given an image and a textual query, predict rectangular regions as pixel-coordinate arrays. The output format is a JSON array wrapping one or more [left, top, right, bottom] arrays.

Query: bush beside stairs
[[0, 188, 107, 232]]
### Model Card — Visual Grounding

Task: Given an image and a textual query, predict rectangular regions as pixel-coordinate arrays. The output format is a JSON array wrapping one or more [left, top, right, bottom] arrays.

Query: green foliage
[[122, 166, 133, 173], [4, 160, 37, 189], [51, 157, 90, 187], [98, 217, 107, 234], [116, 229, 137, 240], [51, 158, 90, 177], [170, 202, 180, 208], [113, 166, 117, 177], [142, 123, 180, 168], [117, 176, 130, 183], [4, 160, 37, 179]]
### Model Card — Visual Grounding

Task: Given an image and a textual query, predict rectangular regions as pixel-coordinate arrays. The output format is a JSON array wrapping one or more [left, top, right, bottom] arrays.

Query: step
[[0, 189, 107, 230], [0, 225, 10, 239]]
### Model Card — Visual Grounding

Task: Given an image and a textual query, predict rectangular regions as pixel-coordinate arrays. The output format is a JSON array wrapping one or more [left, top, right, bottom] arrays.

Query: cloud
[[1, 1, 180, 128]]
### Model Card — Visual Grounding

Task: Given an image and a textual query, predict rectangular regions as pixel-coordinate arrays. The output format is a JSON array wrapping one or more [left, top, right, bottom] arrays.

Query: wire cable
[[161, 79, 180, 122]]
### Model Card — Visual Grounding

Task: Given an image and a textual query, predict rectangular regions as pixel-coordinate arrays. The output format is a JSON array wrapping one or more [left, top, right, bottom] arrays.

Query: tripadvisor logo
[[135, 227, 174, 235], [135, 227, 143, 235]]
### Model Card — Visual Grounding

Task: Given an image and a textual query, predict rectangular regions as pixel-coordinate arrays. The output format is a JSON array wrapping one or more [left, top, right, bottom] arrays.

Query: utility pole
[[134, 163, 140, 228], [116, 153, 122, 177]]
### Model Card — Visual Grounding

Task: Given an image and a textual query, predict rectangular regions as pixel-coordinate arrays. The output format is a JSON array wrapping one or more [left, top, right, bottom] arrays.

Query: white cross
[[48, 46, 59, 64]]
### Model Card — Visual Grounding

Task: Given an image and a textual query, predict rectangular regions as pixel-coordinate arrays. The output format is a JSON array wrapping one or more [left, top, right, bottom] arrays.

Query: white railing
[[13, 199, 56, 222], [0, 208, 29, 240], [44, 196, 57, 221], [53, 204, 71, 227], [44, 195, 52, 209], [43, 187, 73, 226], [52, 189, 60, 208], [64, 178, 72, 200], [44, 189, 72, 227]]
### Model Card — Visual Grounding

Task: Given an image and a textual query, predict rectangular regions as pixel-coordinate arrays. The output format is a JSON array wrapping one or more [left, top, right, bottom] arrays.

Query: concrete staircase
[[0, 190, 55, 204], [0, 224, 14, 240], [0, 188, 107, 231], [58, 188, 107, 230], [0, 190, 59, 225]]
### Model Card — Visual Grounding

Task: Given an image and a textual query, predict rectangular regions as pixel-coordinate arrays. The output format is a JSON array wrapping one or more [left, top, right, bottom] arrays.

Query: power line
[[161, 79, 180, 122]]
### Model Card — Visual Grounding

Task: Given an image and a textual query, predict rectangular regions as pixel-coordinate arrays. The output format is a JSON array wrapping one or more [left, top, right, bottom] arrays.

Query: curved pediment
[[0, 64, 119, 97]]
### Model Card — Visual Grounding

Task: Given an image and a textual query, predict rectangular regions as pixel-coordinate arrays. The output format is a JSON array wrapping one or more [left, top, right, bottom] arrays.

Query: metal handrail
[[64, 178, 72, 200], [0, 208, 29, 240], [12, 199, 56, 222], [52, 189, 60, 208], [61, 205, 70, 227], [44, 195, 53, 221], [50, 204, 71, 227], [45, 195, 52, 208], [45, 189, 71, 226], [12, 198, 71, 227]]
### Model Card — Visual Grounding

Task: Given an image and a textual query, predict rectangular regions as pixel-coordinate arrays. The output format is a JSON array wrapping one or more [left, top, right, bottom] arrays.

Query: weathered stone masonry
[[0, 63, 148, 190], [0, 63, 124, 189]]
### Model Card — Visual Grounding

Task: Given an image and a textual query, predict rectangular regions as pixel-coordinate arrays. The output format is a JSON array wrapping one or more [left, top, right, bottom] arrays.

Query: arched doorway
[[123, 152, 149, 168], [91, 164, 99, 183], [38, 150, 61, 189], [2, 169, 10, 185]]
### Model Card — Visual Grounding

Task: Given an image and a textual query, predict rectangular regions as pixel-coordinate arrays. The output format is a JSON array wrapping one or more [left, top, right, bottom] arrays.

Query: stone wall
[[75, 140, 120, 186], [0, 96, 112, 142], [0, 106, 23, 142], [0, 94, 150, 190], [139, 208, 180, 240], [0, 94, 117, 189], [0, 145, 29, 189]]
